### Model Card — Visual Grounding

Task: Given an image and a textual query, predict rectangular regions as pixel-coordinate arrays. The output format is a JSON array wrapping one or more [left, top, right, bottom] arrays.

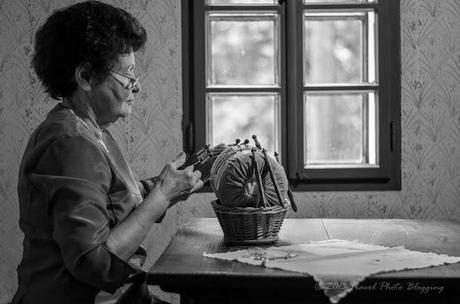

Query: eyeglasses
[[109, 70, 141, 91]]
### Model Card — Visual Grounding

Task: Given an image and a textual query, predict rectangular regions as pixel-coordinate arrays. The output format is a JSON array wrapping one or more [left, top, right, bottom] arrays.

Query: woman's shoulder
[[33, 104, 94, 145], [20, 104, 110, 185]]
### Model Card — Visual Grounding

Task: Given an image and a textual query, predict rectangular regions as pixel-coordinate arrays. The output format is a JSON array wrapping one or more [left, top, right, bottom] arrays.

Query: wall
[[0, 0, 459, 303]]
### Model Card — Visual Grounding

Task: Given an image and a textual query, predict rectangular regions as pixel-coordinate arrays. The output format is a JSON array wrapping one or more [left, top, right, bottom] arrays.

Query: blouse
[[12, 103, 153, 304]]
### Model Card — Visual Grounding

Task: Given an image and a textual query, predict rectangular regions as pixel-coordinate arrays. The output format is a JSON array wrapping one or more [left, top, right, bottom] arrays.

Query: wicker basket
[[211, 200, 288, 246]]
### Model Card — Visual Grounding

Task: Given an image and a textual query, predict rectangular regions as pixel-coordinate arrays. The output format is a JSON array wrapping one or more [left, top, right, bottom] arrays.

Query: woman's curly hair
[[32, 1, 147, 100]]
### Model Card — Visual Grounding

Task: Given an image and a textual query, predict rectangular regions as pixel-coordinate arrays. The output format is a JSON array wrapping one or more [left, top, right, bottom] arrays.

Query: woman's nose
[[132, 81, 141, 94]]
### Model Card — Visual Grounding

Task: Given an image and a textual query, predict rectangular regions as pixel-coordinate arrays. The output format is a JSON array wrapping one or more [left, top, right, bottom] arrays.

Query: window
[[182, 0, 401, 191]]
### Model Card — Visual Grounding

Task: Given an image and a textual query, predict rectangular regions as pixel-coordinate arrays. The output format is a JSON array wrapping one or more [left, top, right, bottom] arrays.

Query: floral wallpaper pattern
[[0, 0, 459, 303]]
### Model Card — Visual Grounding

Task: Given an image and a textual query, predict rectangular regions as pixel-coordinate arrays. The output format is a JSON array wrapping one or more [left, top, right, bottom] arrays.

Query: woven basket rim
[[211, 199, 288, 213]]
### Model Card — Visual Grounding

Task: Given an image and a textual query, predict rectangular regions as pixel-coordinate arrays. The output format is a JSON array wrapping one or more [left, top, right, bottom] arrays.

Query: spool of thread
[[211, 146, 290, 208]]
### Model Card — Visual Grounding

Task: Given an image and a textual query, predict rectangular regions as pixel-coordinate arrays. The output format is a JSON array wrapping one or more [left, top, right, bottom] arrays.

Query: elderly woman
[[11, 1, 202, 304]]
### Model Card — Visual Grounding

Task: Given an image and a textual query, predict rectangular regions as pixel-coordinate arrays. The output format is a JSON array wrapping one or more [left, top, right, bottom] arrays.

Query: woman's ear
[[75, 63, 92, 92]]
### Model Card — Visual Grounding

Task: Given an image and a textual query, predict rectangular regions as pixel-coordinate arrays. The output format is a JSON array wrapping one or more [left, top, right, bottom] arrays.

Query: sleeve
[[138, 177, 160, 198], [31, 134, 142, 293]]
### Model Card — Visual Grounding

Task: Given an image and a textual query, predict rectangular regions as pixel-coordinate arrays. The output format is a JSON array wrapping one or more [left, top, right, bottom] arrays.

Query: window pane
[[207, 94, 280, 154], [304, 11, 376, 84], [304, 0, 376, 3], [207, 13, 279, 86], [304, 91, 377, 167], [208, 0, 276, 5]]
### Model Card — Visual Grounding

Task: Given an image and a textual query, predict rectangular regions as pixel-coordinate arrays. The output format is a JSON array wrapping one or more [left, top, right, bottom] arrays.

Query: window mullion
[[207, 87, 282, 93], [286, 0, 304, 179], [303, 3, 378, 10], [305, 84, 379, 91], [192, 0, 207, 151]]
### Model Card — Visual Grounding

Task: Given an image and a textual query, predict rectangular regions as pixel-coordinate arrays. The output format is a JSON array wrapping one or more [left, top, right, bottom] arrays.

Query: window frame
[[182, 0, 401, 191]]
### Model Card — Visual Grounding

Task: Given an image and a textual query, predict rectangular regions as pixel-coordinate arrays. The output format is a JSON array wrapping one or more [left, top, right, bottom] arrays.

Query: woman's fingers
[[183, 164, 194, 174], [172, 152, 186, 169], [156, 152, 204, 200], [192, 169, 202, 184], [190, 179, 204, 193], [182, 169, 201, 191], [158, 163, 170, 180], [158, 152, 187, 181]]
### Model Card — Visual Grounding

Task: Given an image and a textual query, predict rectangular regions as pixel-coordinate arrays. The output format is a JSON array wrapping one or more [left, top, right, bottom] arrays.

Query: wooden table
[[147, 218, 460, 303]]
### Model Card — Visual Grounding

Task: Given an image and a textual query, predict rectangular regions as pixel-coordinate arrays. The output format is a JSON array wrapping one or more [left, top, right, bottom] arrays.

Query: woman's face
[[89, 52, 140, 127]]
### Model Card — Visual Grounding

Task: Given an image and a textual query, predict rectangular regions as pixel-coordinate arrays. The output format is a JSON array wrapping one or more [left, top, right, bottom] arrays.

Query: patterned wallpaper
[[0, 0, 459, 303]]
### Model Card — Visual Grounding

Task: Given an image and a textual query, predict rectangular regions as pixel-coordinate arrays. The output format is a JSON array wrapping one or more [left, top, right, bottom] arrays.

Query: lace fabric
[[204, 239, 460, 303]]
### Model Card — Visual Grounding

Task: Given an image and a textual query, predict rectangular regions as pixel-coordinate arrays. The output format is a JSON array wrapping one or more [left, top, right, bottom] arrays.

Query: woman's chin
[[121, 102, 133, 116]]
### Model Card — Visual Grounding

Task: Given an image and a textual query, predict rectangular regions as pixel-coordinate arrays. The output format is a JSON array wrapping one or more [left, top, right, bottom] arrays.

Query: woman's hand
[[106, 153, 203, 260], [156, 152, 204, 202]]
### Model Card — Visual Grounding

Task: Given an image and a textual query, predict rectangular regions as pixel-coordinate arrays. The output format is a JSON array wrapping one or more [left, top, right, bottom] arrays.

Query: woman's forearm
[[106, 186, 169, 260], [106, 156, 203, 260]]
